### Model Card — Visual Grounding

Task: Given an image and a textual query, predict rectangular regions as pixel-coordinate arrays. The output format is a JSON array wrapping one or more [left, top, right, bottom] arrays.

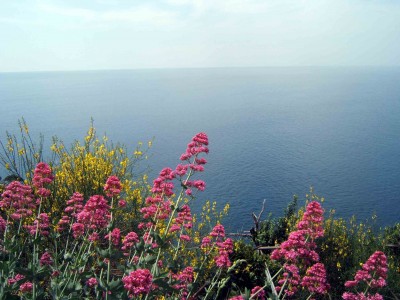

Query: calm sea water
[[1, 67, 400, 231]]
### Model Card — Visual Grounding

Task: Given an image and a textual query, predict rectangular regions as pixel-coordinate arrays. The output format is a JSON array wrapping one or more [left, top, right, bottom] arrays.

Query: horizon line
[[1, 64, 400, 74]]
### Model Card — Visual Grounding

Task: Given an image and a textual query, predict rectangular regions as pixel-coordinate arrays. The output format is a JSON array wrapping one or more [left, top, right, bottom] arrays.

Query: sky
[[1, 0, 400, 72]]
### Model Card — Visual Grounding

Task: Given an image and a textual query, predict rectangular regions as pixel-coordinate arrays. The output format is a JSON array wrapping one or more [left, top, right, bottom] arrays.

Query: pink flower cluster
[[0, 216, 6, 233], [297, 201, 324, 239], [104, 175, 122, 198], [342, 293, 384, 300], [40, 251, 53, 266], [251, 286, 266, 300], [8, 274, 25, 285], [20, 281, 33, 293], [180, 132, 209, 161], [169, 204, 193, 239], [105, 227, 121, 246], [0, 181, 36, 220], [276, 264, 301, 297], [140, 133, 209, 227], [172, 266, 194, 298], [25, 213, 50, 236], [271, 201, 324, 264], [271, 201, 328, 298], [302, 263, 330, 294], [121, 231, 139, 256], [122, 269, 153, 297], [75, 195, 110, 231], [201, 224, 233, 268], [87, 277, 98, 288], [57, 192, 84, 231], [33, 162, 54, 197], [140, 168, 175, 222], [342, 251, 387, 300]]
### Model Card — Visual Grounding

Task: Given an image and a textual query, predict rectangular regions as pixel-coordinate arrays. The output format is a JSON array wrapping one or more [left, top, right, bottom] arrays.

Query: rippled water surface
[[1, 67, 399, 231]]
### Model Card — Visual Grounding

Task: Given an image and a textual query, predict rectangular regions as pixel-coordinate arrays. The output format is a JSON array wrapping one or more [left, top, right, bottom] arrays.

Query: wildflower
[[174, 164, 188, 176], [57, 215, 70, 232], [172, 204, 193, 232], [301, 263, 330, 294], [180, 234, 190, 241], [251, 286, 266, 300], [77, 195, 110, 230], [122, 269, 153, 297], [40, 252, 53, 266], [169, 224, 181, 233], [8, 274, 25, 285], [229, 296, 244, 300], [89, 232, 100, 242], [141, 204, 158, 219], [210, 224, 225, 238], [297, 201, 324, 239], [0, 181, 36, 220], [342, 251, 387, 300], [87, 277, 98, 288], [276, 264, 301, 297], [189, 164, 204, 172], [52, 270, 61, 277], [271, 201, 325, 265], [158, 167, 175, 180], [342, 292, 383, 300], [104, 175, 122, 198], [64, 192, 84, 218], [25, 213, 50, 236], [20, 281, 33, 293], [180, 132, 209, 161], [195, 157, 207, 165], [0, 216, 6, 233], [121, 232, 139, 254], [201, 236, 212, 249], [105, 228, 121, 246], [172, 267, 194, 298], [118, 199, 127, 207], [215, 238, 233, 268], [33, 162, 54, 197], [193, 180, 206, 191], [72, 222, 85, 238]]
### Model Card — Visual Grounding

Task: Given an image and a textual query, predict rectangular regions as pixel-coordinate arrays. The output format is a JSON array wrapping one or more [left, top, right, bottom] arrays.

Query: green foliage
[[250, 196, 298, 248], [235, 192, 400, 299]]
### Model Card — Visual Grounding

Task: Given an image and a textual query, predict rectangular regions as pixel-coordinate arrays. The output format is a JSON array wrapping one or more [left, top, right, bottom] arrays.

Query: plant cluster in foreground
[[0, 128, 395, 299]]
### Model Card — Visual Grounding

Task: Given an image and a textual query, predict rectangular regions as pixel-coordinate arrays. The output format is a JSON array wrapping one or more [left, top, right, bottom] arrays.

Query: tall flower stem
[[106, 197, 115, 300], [32, 198, 43, 300]]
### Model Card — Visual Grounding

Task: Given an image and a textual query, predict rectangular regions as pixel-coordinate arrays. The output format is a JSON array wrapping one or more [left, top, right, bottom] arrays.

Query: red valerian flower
[[122, 269, 153, 297]]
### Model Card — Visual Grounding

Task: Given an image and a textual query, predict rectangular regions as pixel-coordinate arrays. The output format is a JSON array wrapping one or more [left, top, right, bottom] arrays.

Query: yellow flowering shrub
[[48, 124, 151, 223]]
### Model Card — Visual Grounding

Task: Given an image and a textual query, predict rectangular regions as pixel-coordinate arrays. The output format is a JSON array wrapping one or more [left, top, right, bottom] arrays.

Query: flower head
[[0, 181, 36, 219], [104, 175, 122, 198], [33, 162, 54, 197], [20, 281, 33, 293], [251, 286, 266, 300], [342, 251, 387, 300], [122, 269, 153, 297], [40, 251, 53, 266], [25, 213, 50, 236], [77, 195, 110, 230], [87, 277, 98, 288], [105, 228, 121, 246], [301, 263, 330, 294]]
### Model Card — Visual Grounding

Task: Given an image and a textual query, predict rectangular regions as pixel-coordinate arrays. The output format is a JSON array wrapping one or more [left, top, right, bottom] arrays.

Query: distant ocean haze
[[0, 67, 399, 231]]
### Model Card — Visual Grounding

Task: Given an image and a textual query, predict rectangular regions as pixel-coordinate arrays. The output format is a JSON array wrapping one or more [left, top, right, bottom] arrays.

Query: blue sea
[[1, 67, 400, 231]]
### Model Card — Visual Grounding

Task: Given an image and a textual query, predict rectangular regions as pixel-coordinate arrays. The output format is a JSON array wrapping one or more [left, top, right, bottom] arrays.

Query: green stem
[[203, 268, 222, 300], [106, 197, 115, 300], [32, 198, 43, 300]]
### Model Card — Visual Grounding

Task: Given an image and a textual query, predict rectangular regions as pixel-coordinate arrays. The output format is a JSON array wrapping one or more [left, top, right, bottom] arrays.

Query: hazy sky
[[1, 0, 400, 72]]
